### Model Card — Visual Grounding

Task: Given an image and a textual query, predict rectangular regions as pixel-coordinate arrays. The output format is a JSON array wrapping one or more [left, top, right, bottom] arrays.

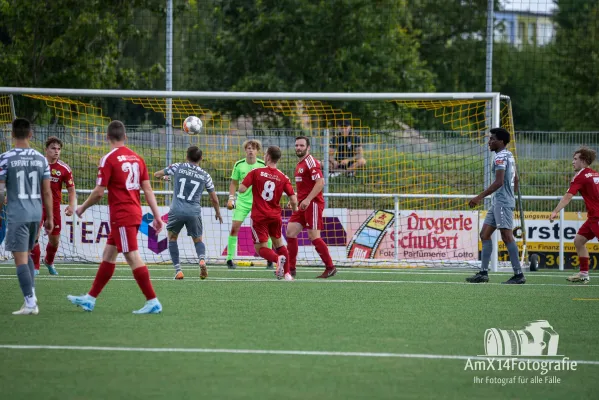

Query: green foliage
[[552, 0, 599, 130]]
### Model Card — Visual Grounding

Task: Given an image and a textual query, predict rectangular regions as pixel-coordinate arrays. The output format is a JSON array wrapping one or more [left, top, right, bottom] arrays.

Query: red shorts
[[250, 218, 282, 244], [42, 209, 62, 235], [578, 219, 599, 241], [289, 201, 324, 230], [107, 224, 140, 253]]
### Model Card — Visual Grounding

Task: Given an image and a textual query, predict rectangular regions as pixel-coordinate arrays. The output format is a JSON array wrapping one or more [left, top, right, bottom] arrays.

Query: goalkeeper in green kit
[[226, 140, 274, 269]]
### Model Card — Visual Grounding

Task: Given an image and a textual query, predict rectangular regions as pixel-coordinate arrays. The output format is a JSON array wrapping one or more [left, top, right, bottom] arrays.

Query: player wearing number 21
[[238, 146, 298, 281], [550, 147, 599, 284], [67, 120, 164, 314], [0, 118, 53, 315]]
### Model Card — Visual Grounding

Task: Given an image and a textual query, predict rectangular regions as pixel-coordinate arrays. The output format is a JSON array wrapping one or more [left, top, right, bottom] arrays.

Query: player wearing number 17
[[238, 146, 298, 281], [67, 121, 164, 314]]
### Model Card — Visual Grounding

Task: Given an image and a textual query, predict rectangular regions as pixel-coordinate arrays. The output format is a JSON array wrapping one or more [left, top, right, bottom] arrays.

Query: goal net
[[0, 90, 517, 268]]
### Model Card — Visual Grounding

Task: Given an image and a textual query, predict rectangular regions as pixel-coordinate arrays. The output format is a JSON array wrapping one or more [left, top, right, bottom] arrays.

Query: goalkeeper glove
[[227, 195, 236, 210]]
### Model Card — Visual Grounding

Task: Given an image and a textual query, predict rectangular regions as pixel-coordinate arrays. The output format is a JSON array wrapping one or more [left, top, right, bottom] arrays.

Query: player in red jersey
[[239, 146, 298, 281], [550, 147, 599, 284], [67, 121, 164, 313], [286, 136, 336, 278], [30, 136, 76, 276]]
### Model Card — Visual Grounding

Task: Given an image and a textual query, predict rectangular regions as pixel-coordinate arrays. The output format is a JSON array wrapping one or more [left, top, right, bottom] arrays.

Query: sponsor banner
[[479, 211, 599, 269], [346, 210, 479, 261], [0, 206, 480, 265]]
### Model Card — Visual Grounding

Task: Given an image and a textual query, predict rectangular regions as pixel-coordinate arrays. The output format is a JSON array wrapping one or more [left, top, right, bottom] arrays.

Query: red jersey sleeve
[[97, 155, 112, 187], [242, 169, 255, 188], [309, 164, 323, 181], [567, 173, 584, 195], [64, 167, 75, 188]]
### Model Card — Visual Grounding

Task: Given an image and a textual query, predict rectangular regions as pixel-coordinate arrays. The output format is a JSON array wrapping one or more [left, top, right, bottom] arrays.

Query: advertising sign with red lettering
[[346, 210, 479, 261]]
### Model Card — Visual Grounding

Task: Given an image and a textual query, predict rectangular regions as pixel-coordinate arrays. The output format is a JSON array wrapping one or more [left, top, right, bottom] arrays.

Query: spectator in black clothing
[[328, 119, 366, 177]]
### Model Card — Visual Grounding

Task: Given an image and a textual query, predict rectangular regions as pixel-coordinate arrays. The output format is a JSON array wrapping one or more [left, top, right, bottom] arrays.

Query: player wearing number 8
[[239, 146, 298, 281], [67, 120, 164, 314], [154, 146, 223, 280]]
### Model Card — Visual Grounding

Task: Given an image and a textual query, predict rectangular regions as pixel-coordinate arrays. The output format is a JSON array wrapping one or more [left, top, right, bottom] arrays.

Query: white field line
[[0, 275, 596, 287], [0, 265, 576, 278], [0, 344, 597, 365]]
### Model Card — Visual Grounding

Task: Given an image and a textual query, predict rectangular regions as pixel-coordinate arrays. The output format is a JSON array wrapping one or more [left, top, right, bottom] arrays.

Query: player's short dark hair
[[187, 146, 203, 163], [295, 136, 310, 147], [12, 118, 31, 139], [490, 127, 510, 145], [574, 147, 597, 166], [45, 136, 63, 149], [243, 139, 262, 152], [266, 146, 282, 163], [107, 120, 126, 141]]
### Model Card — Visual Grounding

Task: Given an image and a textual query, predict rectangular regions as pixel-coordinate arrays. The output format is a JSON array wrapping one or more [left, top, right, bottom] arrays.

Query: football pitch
[[0, 265, 598, 400]]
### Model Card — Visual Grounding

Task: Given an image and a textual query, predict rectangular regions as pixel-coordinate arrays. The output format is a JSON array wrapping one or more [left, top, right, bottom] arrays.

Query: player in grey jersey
[[466, 127, 525, 284], [0, 118, 54, 315], [154, 146, 223, 279]]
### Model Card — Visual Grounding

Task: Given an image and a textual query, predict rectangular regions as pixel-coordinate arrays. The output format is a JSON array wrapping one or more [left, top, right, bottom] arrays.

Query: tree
[[185, 0, 434, 121], [552, 0, 599, 130], [0, 0, 163, 122]]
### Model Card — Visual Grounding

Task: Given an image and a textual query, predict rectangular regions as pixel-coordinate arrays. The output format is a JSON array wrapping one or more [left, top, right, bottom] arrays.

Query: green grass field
[[1, 265, 598, 400]]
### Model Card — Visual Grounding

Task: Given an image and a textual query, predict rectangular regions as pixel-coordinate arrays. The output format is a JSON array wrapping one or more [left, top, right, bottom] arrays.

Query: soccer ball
[[183, 116, 203, 135]]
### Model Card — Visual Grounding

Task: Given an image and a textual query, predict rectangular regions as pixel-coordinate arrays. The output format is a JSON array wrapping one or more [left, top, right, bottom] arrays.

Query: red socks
[[133, 266, 156, 300], [287, 237, 298, 270], [89, 261, 116, 298], [31, 243, 41, 270], [580, 257, 590, 274], [44, 243, 59, 265], [312, 238, 334, 268], [259, 247, 279, 264]]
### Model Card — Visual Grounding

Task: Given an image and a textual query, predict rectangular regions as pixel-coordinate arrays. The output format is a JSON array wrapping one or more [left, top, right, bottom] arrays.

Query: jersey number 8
[[261, 180, 275, 201]]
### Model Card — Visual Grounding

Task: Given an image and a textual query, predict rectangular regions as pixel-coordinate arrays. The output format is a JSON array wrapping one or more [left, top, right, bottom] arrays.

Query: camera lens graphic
[[484, 328, 520, 356]]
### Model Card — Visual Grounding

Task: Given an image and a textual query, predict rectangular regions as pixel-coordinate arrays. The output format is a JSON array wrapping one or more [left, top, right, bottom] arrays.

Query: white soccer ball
[[183, 116, 203, 135]]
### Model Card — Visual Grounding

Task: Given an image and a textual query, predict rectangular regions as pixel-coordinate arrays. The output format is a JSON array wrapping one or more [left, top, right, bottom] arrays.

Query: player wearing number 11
[[67, 120, 164, 314], [0, 118, 54, 315]]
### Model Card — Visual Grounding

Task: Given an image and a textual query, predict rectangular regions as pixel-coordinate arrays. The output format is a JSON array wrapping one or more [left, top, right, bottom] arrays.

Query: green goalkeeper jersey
[[231, 158, 266, 206]]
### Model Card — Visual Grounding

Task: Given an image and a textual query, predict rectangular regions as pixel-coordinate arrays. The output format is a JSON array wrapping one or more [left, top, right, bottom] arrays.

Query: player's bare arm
[[238, 183, 248, 193], [42, 179, 54, 234], [153, 169, 171, 181], [469, 169, 505, 208], [299, 178, 325, 211], [76, 185, 105, 217], [209, 191, 223, 223], [550, 193, 574, 222], [289, 194, 299, 212], [141, 180, 164, 233], [65, 185, 77, 216], [228, 179, 238, 209]]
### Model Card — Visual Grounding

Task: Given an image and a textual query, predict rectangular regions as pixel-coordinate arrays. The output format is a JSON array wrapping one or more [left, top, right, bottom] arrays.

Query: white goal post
[[0, 87, 514, 270]]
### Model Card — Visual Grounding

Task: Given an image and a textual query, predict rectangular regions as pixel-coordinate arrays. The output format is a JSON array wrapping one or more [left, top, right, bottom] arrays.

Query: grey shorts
[[483, 205, 514, 230], [5, 221, 40, 252], [167, 214, 203, 238]]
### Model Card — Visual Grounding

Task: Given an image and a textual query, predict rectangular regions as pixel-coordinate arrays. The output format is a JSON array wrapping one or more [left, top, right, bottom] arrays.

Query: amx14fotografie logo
[[465, 320, 577, 386]]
